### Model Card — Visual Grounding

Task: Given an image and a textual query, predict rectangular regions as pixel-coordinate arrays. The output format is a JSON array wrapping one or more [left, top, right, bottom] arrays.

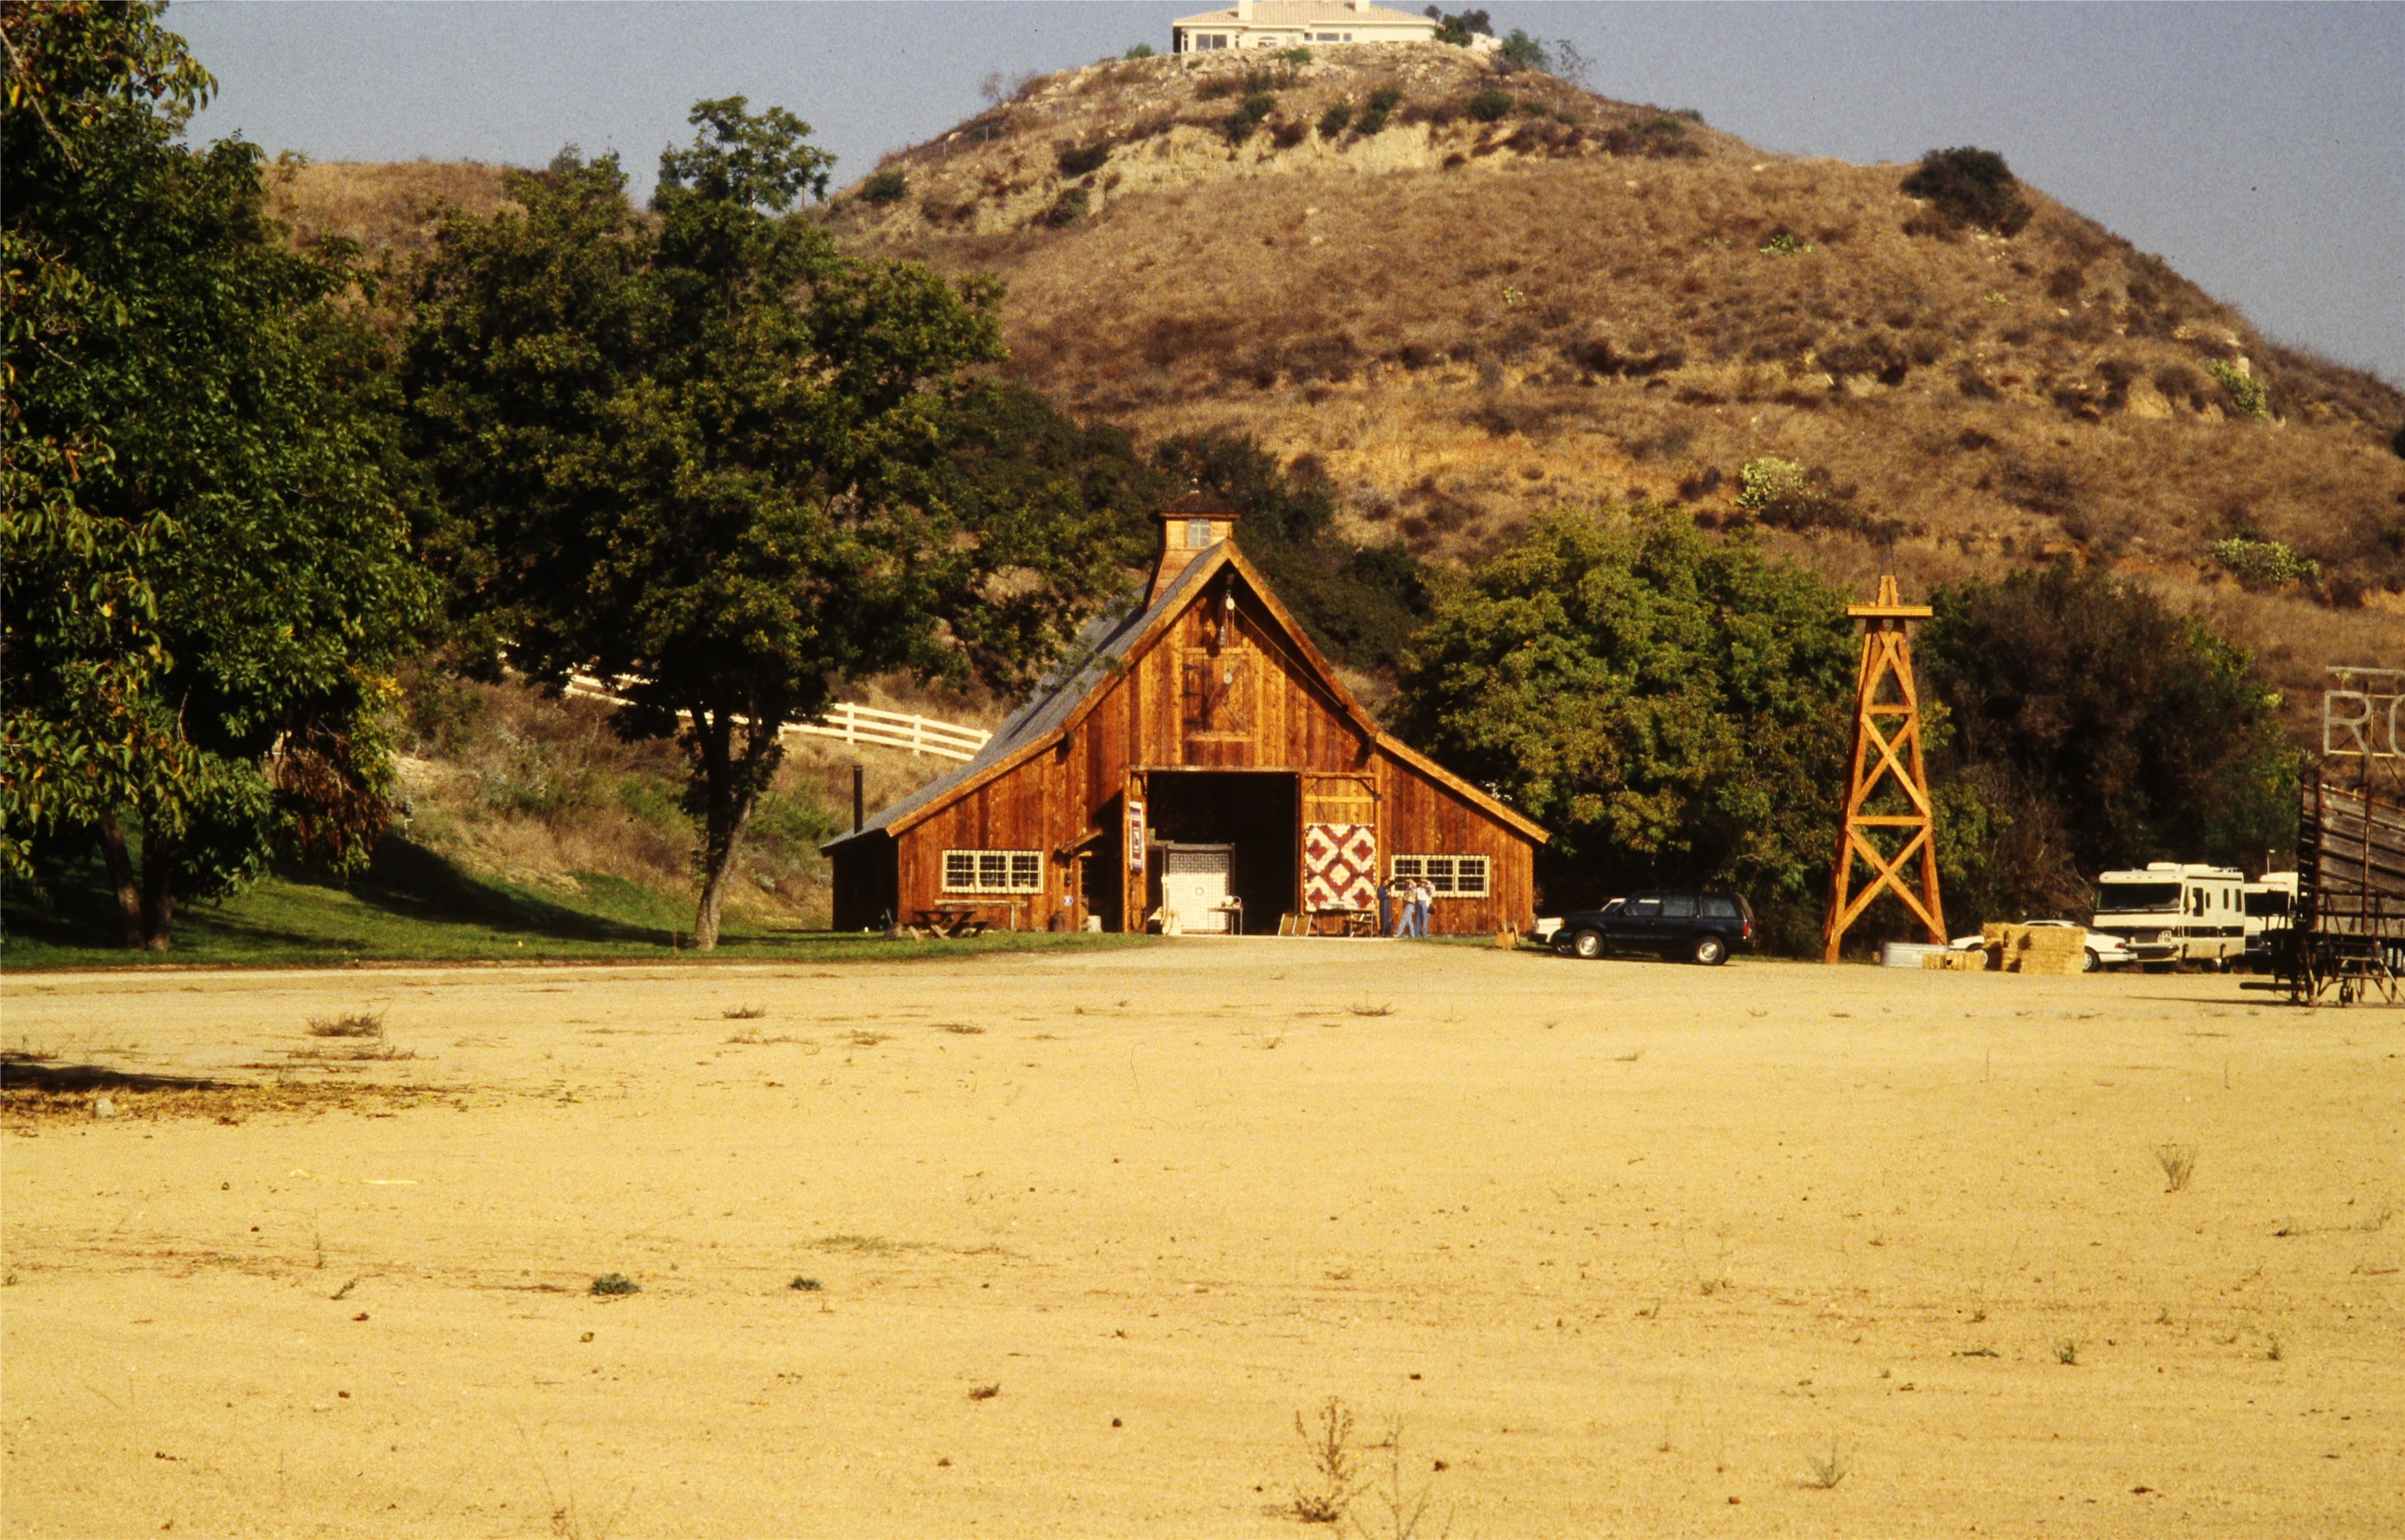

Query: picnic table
[[915, 906, 992, 939]]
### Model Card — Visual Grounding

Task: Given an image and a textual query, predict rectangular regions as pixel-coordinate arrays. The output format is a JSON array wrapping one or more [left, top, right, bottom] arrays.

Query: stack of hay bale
[[1919, 925, 2089, 973], [1986, 922, 2087, 975]]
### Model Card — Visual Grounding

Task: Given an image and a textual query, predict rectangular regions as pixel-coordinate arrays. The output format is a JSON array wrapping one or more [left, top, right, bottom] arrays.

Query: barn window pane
[[942, 852, 976, 892], [1009, 853, 1043, 890], [1390, 854, 1488, 896]]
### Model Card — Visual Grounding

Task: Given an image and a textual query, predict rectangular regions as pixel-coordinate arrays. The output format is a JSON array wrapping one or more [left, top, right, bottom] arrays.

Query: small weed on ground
[[788, 1276, 823, 1291], [2054, 1339, 2081, 1366], [307, 1011, 385, 1038], [937, 1022, 985, 1035], [1802, 1443, 1848, 1489], [722, 1004, 767, 1020], [590, 1273, 639, 1296], [1348, 1001, 1396, 1018], [2153, 1141, 2197, 1192], [968, 1382, 1001, 1401], [1290, 1395, 1365, 1524]]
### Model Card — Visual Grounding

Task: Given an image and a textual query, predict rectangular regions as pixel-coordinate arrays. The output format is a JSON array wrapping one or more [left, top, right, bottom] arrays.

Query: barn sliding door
[[1301, 774, 1380, 913]]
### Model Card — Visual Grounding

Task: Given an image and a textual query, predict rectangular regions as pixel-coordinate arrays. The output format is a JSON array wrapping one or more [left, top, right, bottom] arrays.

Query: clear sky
[[175, 1, 2404, 384]]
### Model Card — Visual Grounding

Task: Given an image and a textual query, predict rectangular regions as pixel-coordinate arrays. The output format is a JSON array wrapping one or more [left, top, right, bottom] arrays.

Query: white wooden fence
[[564, 674, 991, 763]]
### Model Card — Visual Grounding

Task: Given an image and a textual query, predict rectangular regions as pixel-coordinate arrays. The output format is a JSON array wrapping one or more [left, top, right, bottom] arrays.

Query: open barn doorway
[[1142, 771, 1298, 934]]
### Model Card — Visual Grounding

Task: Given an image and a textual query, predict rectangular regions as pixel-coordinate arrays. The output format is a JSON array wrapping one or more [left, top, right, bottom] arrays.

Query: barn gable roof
[[822, 540, 1545, 850]]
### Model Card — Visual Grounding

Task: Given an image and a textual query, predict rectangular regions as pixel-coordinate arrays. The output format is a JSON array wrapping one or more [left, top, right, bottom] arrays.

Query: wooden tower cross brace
[[1823, 574, 1947, 961]]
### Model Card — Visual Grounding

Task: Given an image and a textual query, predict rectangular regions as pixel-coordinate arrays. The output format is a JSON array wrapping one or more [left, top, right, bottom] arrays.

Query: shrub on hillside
[[2205, 357, 2270, 420], [1900, 146, 2032, 236], [1124, 43, 1155, 60], [1318, 101, 1353, 138], [1355, 86, 1403, 135], [860, 168, 908, 204], [1497, 29, 1550, 70], [1226, 91, 1277, 143], [1056, 140, 1111, 178], [2210, 537, 2319, 587], [1600, 116, 1701, 159], [1041, 186, 1089, 226], [1392, 509, 1858, 948], [1468, 88, 1514, 123]]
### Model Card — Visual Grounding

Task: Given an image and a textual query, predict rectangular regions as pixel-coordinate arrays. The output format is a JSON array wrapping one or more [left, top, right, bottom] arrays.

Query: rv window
[[2095, 882, 2181, 913], [2243, 891, 2291, 917]]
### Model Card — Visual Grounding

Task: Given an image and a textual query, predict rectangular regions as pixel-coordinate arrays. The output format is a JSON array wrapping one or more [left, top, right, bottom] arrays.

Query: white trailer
[[2240, 871, 2299, 972], [2089, 862, 2248, 969]]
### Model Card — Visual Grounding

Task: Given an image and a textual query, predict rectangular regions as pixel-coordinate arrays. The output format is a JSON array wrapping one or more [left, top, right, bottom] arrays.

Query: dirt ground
[[3, 944, 2399, 1538]]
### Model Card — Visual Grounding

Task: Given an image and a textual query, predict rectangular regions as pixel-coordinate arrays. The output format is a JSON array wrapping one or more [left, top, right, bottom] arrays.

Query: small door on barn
[[1160, 844, 1236, 933], [1180, 649, 1255, 738]]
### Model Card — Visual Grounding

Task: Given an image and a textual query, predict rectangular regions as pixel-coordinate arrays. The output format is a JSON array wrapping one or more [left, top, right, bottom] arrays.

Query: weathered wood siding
[[880, 558, 1539, 931]]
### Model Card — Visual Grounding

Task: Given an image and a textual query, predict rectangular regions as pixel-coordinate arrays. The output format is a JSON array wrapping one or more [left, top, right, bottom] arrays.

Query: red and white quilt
[[1302, 823, 1378, 912]]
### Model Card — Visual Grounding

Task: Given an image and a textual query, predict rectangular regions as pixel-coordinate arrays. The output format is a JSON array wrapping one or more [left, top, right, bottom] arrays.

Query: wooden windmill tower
[[1822, 573, 1947, 961]]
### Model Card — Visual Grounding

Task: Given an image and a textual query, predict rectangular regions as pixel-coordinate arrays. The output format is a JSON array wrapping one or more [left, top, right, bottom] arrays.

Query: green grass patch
[[2, 835, 1149, 971]]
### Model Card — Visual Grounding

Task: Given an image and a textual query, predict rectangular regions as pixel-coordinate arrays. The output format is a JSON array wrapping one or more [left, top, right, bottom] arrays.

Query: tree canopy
[[3, 0, 426, 947], [403, 100, 1125, 945], [1393, 510, 1857, 947], [1920, 562, 2299, 919]]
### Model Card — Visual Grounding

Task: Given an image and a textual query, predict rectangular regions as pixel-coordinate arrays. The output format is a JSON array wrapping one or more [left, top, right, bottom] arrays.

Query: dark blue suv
[[1551, 891, 1756, 966]]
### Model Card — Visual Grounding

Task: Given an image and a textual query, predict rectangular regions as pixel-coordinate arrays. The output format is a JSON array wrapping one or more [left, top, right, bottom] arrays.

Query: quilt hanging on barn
[[1303, 823, 1378, 911]]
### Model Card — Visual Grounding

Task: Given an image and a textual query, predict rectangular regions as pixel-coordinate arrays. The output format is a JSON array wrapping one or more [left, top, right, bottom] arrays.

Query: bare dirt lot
[[3, 944, 2399, 1537]]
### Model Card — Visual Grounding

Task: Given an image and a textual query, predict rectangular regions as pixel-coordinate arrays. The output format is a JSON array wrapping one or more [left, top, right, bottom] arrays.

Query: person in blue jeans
[[1411, 878, 1434, 938], [1379, 876, 1396, 937]]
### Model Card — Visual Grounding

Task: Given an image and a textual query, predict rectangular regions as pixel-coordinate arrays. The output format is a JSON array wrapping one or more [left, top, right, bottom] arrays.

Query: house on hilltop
[[1172, 0, 1439, 53], [825, 493, 1546, 936]]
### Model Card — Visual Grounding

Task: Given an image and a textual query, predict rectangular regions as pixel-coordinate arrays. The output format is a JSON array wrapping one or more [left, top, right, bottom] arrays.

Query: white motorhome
[[2089, 862, 2247, 969], [2240, 871, 2299, 971]]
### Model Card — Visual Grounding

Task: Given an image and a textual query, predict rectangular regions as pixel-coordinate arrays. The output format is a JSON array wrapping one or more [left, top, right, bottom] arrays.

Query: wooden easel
[[1823, 574, 1947, 961]]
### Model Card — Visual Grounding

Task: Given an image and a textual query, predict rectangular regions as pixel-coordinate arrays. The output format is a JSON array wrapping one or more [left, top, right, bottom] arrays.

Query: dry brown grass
[[269, 157, 513, 259], [831, 44, 2404, 661]]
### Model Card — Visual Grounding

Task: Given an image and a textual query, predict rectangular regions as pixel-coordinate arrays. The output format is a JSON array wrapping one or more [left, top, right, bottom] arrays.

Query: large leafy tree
[[2, 0, 426, 948], [404, 101, 1124, 946], [1920, 562, 2298, 919], [1393, 509, 1858, 948]]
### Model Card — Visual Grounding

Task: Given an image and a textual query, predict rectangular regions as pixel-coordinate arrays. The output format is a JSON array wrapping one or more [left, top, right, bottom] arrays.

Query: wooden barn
[[825, 494, 1548, 936]]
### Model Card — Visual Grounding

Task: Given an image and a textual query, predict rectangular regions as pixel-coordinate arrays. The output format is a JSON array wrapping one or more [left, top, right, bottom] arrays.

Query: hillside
[[270, 44, 2405, 736], [824, 44, 2404, 724]]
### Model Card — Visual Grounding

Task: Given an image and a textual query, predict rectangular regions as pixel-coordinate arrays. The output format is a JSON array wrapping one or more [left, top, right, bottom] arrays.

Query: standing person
[[1379, 873, 1396, 936], [1411, 877, 1434, 939]]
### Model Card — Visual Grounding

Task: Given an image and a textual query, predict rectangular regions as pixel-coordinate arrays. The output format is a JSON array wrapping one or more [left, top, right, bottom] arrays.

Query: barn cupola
[[1150, 488, 1241, 605]]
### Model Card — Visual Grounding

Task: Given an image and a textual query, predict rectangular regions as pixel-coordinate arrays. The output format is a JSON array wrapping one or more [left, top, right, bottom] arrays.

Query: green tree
[[3, 0, 426, 948], [404, 101, 1124, 947], [1424, 8, 1494, 46], [1393, 510, 1857, 948], [1920, 562, 2298, 920]]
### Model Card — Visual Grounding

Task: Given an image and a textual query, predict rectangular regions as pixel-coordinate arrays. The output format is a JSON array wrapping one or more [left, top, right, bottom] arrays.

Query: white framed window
[[1186, 517, 1213, 548], [1391, 854, 1490, 897], [941, 849, 1044, 894]]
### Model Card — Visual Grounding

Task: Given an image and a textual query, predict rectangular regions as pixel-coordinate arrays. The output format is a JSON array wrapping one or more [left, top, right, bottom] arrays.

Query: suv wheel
[[1692, 934, 1727, 966], [1569, 928, 1606, 960]]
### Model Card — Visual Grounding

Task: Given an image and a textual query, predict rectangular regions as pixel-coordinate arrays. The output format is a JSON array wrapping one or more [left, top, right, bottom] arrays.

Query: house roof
[[821, 539, 1546, 851], [1173, 3, 1437, 29]]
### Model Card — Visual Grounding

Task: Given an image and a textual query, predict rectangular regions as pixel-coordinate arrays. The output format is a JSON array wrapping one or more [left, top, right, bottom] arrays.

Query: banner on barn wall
[[1126, 800, 1146, 869]]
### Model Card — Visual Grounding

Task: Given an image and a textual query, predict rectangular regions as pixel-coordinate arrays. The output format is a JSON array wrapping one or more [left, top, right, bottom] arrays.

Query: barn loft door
[[1301, 774, 1381, 913]]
